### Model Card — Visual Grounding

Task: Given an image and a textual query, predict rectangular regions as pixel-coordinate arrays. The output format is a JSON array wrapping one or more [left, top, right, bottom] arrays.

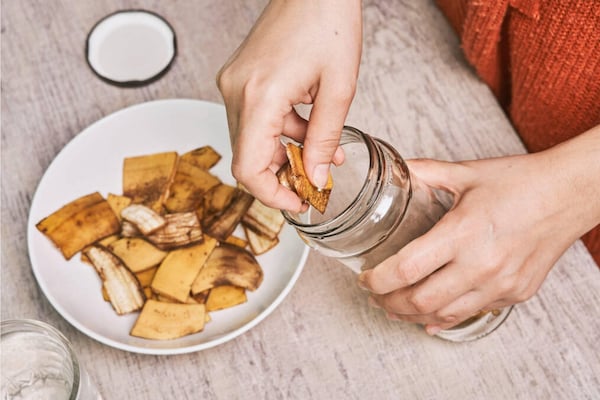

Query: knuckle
[[307, 135, 343, 159], [407, 291, 435, 314], [495, 274, 517, 298], [512, 281, 536, 303], [244, 75, 280, 104], [216, 65, 234, 94], [231, 162, 248, 183], [478, 260, 501, 282], [392, 262, 420, 286], [496, 272, 533, 303], [435, 311, 458, 324]]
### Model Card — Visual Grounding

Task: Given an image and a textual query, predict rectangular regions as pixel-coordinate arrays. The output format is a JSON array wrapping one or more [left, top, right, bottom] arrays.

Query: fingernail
[[426, 325, 442, 336], [312, 164, 329, 189]]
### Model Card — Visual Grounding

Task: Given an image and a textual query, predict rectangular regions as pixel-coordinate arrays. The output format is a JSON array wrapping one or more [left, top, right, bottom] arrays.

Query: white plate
[[27, 99, 309, 355]]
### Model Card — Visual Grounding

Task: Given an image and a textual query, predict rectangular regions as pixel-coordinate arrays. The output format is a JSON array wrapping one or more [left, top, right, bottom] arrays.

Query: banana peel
[[120, 204, 166, 235], [106, 193, 132, 221], [122, 151, 178, 212], [146, 212, 204, 250], [191, 243, 263, 294], [205, 285, 247, 312], [84, 245, 146, 315], [203, 189, 254, 240], [164, 160, 221, 212], [135, 266, 158, 288], [107, 237, 167, 273], [244, 226, 279, 255], [130, 299, 206, 340], [241, 199, 284, 240], [203, 183, 238, 217], [180, 146, 222, 170], [151, 236, 218, 303], [36, 192, 120, 260], [277, 143, 333, 213]]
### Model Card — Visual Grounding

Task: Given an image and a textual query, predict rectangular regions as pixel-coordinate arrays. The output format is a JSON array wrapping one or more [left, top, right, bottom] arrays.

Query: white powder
[[1, 331, 74, 399]]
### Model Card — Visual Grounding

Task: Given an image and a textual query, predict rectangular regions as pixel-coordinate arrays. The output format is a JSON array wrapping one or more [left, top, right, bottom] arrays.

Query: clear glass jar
[[1, 319, 103, 399], [283, 126, 512, 342]]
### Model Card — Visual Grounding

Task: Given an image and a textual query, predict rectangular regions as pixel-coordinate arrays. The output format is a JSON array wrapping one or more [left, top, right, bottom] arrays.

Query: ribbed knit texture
[[436, 0, 600, 266]]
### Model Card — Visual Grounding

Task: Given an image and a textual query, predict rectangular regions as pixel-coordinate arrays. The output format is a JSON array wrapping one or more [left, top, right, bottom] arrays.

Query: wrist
[[541, 124, 600, 238]]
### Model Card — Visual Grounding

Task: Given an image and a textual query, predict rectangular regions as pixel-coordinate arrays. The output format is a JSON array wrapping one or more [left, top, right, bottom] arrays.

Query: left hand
[[357, 136, 600, 335]]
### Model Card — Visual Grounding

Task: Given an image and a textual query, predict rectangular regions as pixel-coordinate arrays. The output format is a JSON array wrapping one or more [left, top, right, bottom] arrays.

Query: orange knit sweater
[[436, 0, 600, 266]]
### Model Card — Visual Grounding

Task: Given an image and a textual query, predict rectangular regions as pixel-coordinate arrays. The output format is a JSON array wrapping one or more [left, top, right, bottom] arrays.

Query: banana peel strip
[[130, 299, 206, 340], [84, 245, 146, 315], [146, 212, 204, 250], [278, 143, 333, 214], [120, 204, 166, 235]]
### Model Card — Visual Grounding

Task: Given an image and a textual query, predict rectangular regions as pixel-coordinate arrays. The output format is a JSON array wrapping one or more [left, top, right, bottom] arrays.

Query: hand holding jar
[[359, 126, 600, 336]]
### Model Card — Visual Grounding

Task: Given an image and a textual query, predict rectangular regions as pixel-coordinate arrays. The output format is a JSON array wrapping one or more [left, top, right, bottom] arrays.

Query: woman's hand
[[358, 126, 600, 335], [217, 0, 362, 211]]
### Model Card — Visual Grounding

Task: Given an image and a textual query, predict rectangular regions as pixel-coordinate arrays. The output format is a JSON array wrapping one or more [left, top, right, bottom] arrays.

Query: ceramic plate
[[27, 99, 309, 355]]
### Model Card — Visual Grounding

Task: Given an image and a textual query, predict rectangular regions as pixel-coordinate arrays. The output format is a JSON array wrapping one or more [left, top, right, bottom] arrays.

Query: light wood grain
[[2, 1, 599, 399]]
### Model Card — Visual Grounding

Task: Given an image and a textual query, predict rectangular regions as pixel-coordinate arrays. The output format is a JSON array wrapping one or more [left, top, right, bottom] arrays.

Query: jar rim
[[282, 126, 385, 234]]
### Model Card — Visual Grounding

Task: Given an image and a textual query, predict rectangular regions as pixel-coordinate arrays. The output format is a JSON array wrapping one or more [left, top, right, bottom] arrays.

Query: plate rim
[[26, 98, 309, 355]]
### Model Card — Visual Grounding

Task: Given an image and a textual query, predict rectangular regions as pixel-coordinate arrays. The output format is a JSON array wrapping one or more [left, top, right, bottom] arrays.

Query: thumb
[[302, 80, 354, 188], [405, 158, 472, 194]]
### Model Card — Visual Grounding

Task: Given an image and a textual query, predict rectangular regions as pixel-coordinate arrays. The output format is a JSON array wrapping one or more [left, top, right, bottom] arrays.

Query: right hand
[[216, 0, 362, 211]]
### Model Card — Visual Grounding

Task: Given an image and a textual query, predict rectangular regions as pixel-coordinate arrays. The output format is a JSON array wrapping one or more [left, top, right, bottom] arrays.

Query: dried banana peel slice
[[164, 160, 221, 212], [120, 204, 166, 235], [130, 299, 206, 340], [106, 193, 132, 221], [135, 266, 158, 288], [36, 192, 121, 260], [122, 151, 178, 212], [203, 189, 254, 240], [203, 183, 238, 217], [107, 237, 167, 273], [84, 245, 146, 315], [244, 226, 279, 255], [191, 243, 263, 294], [146, 211, 204, 250], [241, 199, 284, 240], [205, 285, 247, 312], [278, 143, 333, 213], [151, 236, 218, 303], [223, 234, 248, 249], [180, 146, 222, 170]]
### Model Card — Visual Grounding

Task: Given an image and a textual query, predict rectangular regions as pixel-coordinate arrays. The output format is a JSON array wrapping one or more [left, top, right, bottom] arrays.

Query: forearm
[[540, 124, 600, 239]]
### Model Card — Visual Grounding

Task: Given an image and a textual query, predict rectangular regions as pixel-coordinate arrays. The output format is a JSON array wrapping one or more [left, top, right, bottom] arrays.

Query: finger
[[268, 140, 289, 174], [422, 289, 506, 333], [383, 310, 443, 327], [368, 260, 477, 316], [481, 299, 514, 312], [332, 146, 345, 165], [303, 77, 355, 188], [358, 221, 456, 294], [232, 150, 303, 211], [233, 100, 304, 211], [280, 109, 308, 143], [381, 290, 484, 329], [405, 158, 472, 194]]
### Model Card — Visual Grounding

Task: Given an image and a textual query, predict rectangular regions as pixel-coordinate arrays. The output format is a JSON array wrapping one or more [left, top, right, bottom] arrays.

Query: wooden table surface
[[2, 1, 599, 399]]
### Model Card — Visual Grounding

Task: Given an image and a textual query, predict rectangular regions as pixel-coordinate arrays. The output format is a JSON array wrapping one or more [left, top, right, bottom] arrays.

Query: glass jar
[[282, 126, 512, 342], [1, 319, 103, 399]]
